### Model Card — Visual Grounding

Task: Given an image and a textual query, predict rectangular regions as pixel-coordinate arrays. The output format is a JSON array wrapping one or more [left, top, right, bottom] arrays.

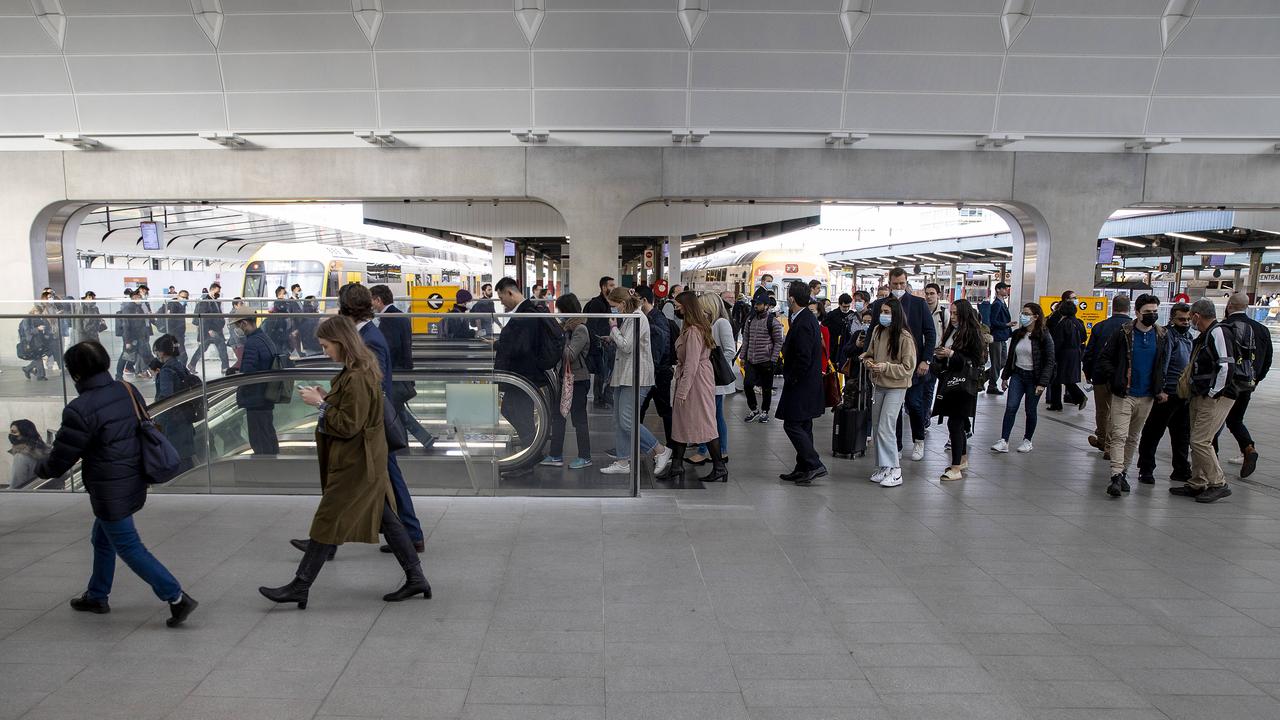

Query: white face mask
[[853, 301, 865, 312], [891, 289, 906, 298]]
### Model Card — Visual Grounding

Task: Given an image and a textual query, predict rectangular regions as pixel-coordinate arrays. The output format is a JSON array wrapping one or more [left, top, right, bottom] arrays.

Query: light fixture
[[44, 133, 98, 149], [511, 129, 549, 143], [1266, 245, 1280, 250], [1166, 232, 1207, 242], [1124, 136, 1181, 150], [990, 248, 1014, 256], [354, 130, 396, 146], [1195, 250, 1234, 256], [824, 132, 868, 145], [198, 131, 247, 147], [932, 252, 963, 259], [975, 133, 1023, 148], [672, 129, 710, 143], [1107, 237, 1147, 248]]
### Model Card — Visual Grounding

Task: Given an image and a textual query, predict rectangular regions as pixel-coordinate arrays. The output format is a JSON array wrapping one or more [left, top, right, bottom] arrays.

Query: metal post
[[1171, 238, 1183, 297], [1248, 249, 1263, 299]]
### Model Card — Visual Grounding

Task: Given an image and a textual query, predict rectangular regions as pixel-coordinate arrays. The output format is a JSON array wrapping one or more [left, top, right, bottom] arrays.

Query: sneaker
[[1107, 473, 1124, 498], [600, 460, 631, 475], [604, 448, 618, 459], [879, 468, 903, 487], [1120, 476, 1131, 492], [653, 446, 674, 475], [870, 467, 888, 483], [743, 411, 760, 423], [1195, 485, 1232, 503], [166, 592, 198, 628], [944, 440, 951, 451], [569, 457, 593, 470], [69, 593, 110, 614], [1169, 485, 1204, 497], [1242, 449, 1259, 479], [1017, 439, 1034, 453], [1227, 455, 1245, 465], [991, 439, 1009, 453], [539, 456, 564, 467], [910, 440, 925, 461], [1087, 435, 1102, 450], [1137, 472, 1155, 485], [1078, 396, 1089, 411], [758, 414, 771, 424]]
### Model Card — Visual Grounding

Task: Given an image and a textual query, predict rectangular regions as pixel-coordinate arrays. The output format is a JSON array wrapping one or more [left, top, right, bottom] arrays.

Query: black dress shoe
[[1137, 472, 1155, 485], [1169, 485, 1204, 497], [1195, 485, 1232, 504], [779, 470, 803, 482], [381, 541, 425, 554], [794, 467, 828, 485], [166, 592, 198, 628], [69, 593, 109, 614], [1242, 449, 1259, 479]]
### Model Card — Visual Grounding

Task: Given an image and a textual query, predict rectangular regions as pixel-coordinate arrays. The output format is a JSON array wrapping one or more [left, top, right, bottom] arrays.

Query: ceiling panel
[[63, 15, 212, 54], [222, 0, 354, 12], [221, 53, 373, 92], [0, 94, 78, 133], [534, 89, 685, 128], [535, 11, 687, 49], [711, 1, 842, 13], [691, 91, 843, 130], [547, 0, 673, 8], [0, 17, 69, 53], [536, 51, 685, 89], [1001, 56, 1158, 94], [1191, 0, 1280, 15], [0, 1, 31, 15], [693, 52, 846, 91], [848, 53, 1003, 94], [227, 91, 377, 131], [378, 11, 529, 50], [380, 51, 529, 90], [61, 0, 194, 13], [1031, 0, 1169, 15], [0, 57, 71, 94], [68, 54, 223, 93], [870, 0, 1004, 11], [846, 92, 996, 133], [1010, 17, 1162, 55], [78, 93, 226, 132], [381, 90, 530, 128], [995, 95, 1149, 134], [1166, 17, 1280, 55], [1156, 57, 1280, 95], [1148, 97, 1280, 135], [853, 15, 1005, 53], [219, 13, 369, 53], [696, 13, 849, 52]]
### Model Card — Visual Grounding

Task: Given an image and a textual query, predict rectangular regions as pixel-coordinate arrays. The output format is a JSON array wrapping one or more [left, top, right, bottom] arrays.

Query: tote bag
[[124, 383, 182, 485], [710, 345, 735, 387]]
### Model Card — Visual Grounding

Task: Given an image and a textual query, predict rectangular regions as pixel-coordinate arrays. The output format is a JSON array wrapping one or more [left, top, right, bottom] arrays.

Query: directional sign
[[427, 292, 445, 310]]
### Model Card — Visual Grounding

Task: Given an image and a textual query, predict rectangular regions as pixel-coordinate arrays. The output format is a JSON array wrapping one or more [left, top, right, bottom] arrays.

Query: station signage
[[1041, 295, 1108, 341], [1257, 273, 1280, 284]]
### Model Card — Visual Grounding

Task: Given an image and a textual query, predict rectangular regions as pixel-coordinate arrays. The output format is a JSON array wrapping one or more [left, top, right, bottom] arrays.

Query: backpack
[[178, 368, 205, 421], [260, 334, 296, 404], [1224, 318, 1258, 394], [534, 317, 566, 372]]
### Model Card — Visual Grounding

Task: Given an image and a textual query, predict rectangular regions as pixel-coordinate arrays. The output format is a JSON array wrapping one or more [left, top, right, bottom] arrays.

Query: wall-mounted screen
[[140, 221, 162, 251]]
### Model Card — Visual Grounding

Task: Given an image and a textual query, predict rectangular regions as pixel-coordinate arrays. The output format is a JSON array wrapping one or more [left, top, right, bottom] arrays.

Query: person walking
[[542, 293, 593, 470], [492, 277, 555, 478], [233, 310, 279, 456], [933, 299, 986, 481], [1046, 300, 1088, 411], [259, 315, 431, 608], [35, 341, 197, 626], [993, 303, 1055, 454], [152, 334, 198, 474], [1083, 294, 1131, 458], [862, 296, 917, 487], [1095, 294, 1169, 497], [189, 282, 229, 375], [636, 286, 675, 446], [868, 268, 935, 462], [985, 282, 1011, 395], [687, 293, 737, 465], [583, 276, 617, 409], [823, 293, 857, 370], [370, 284, 436, 452], [1217, 292, 1272, 478], [741, 288, 785, 423], [19, 306, 53, 381], [76, 291, 107, 345], [7, 419, 51, 490], [1136, 302, 1193, 485], [1173, 299, 1237, 504], [778, 282, 828, 485], [656, 290, 725, 483], [600, 287, 672, 476]]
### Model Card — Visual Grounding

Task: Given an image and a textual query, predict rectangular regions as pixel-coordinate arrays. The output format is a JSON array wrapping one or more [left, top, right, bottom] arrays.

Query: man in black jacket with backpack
[[1215, 292, 1273, 478]]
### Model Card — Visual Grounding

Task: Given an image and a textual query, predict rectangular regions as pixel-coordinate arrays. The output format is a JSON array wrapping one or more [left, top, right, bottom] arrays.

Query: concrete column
[[491, 238, 507, 283], [1248, 249, 1263, 298], [1234, 266, 1243, 289], [666, 237, 681, 287]]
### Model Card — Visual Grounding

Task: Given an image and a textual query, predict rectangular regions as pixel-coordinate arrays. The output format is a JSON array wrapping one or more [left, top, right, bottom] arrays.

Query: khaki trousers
[[1108, 395, 1155, 476], [1189, 394, 1236, 489], [1093, 385, 1113, 443]]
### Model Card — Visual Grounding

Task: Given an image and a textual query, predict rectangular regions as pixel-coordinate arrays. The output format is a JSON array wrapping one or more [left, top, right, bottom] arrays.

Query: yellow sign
[[410, 285, 461, 335], [1039, 295, 1109, 341]]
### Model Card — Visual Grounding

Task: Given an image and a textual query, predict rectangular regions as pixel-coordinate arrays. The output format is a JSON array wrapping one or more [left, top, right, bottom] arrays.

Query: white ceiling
[[2, 1, 1280, 140]]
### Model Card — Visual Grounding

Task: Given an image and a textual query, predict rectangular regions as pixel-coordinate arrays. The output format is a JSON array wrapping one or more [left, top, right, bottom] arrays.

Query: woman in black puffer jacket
[[36, 341, 197, 627]]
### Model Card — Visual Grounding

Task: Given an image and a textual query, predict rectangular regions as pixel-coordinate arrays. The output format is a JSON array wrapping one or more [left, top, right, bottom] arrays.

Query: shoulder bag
[[124, 382, 182, 485], [710, 344, 735, 386], [383, 392, 409, 452]]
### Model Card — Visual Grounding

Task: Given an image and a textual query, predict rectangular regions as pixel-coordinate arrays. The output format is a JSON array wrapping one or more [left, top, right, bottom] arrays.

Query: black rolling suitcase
[[833, 369, 871, 459]]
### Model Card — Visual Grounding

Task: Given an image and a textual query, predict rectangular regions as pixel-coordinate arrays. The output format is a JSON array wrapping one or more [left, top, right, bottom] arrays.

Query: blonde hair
[[606, 286, 641, 314], [316, 315, 382, 382], [697, 293, 728, 324]]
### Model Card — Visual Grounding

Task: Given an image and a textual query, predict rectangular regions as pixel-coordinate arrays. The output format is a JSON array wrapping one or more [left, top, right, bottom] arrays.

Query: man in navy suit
[[777, 281, 828, 485], [868, 268, 936, 459], [985, 281, 1012, 395], [370, 285, 436, 452]]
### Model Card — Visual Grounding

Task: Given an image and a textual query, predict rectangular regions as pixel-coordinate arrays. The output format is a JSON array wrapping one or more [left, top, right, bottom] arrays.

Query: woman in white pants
[[860, 297, 918, 487]]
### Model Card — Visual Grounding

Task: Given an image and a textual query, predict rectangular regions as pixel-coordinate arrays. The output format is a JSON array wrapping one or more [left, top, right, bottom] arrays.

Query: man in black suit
[[371, 285, 436, 452], [777, 281, 828, 485], [583, 276, 617, 408], [868, 268, 936, 459], [493, 277, 552, 474]]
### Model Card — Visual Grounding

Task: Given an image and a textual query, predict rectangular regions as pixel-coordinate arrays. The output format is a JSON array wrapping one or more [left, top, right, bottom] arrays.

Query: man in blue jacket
[[1082, 294, 1131, 456], [778, 281, 828, 485], [370, 284, 436, 452], [986, 282, 1012, 395], [868, 268, 936, 460], [233, 310, 278, 455]]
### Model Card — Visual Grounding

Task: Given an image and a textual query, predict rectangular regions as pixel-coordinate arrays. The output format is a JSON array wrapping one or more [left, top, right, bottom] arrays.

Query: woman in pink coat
[[656, 291, 727, 483]]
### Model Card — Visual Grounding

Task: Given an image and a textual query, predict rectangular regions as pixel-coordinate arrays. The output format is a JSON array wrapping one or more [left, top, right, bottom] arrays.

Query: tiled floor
[[4, 382, 1280, 720]]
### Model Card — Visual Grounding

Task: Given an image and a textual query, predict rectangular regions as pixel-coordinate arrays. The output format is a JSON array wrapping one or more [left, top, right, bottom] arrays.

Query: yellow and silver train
[[242, 241, 490, 299], [681, 249, 831, 299]]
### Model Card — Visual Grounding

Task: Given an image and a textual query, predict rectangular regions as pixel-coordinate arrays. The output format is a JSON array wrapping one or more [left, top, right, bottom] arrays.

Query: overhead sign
[[1040, 295, 1109, 341], [1097, 239, 1115, 265], [140, 221, 162, 250], [1257, 273, 1280, 284], [409, 285, 460, 334]]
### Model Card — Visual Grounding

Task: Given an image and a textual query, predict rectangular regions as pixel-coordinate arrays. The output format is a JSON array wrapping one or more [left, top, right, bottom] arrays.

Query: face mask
[[879, 314, 892, 327], [675, 309, 684, 320], [891, 289, 906, 298], [610, 307, 620, 314], [8, 435, 18, 445], [853, 301, 865, 312], [1019, 314, 1032, 327], [1172, 324, 1189, 335], [1141, 312, 1158, 327]]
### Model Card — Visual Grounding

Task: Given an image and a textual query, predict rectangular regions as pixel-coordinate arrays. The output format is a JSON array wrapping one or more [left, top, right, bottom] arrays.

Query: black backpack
[[260, 334, 296, 404], [1223, 319, 1258, 394], [175, 367, 206, 421], [534, 317, 566, 372]]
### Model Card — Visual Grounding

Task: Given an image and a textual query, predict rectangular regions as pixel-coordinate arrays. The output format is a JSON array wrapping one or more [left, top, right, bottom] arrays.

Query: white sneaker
[[880, 468, 903, 487], [653, 446, 673, 475], [1228, 455, 1245, 465], [600, 460, 631, 475], [992, 439, 1009, 453], [911, 440, 925, 461], [1017, 439, 1034, 453], [870, 467, 888, 483]]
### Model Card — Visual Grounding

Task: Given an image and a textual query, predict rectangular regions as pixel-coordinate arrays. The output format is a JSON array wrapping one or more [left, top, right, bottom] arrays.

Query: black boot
[[290, 538, 336, 560], [704, 460, 729, 483], [655, 456, 685, 481], [166, 592, 198, 628], [259, 540, 331, 609], [380, 506, 432, 602]]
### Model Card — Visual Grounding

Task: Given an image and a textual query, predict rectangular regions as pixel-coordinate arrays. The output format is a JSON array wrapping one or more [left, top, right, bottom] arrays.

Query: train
[[242, 241, 491, 299], [680, 249, 831, 299]]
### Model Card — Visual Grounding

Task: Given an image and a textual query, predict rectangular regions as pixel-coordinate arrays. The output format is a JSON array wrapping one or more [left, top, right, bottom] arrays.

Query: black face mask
[[1141, 312, 1158, 327], [674, 309, 684, 320], [1172, 324, 1190, 335], [8, 435, 19, 445]]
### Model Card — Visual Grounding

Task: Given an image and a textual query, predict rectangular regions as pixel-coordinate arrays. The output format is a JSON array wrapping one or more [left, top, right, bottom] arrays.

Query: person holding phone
[[861, 297, 917, 488], [993, 303, 1056, 454]]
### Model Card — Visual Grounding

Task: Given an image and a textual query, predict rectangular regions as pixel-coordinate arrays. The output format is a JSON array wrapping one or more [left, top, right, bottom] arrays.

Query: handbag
[[560, 364, 574, 417], [383, 393, 408, 452], [823, 363, 842, 408], [710, 345, 735, 386], [124, 383, 182, 485]]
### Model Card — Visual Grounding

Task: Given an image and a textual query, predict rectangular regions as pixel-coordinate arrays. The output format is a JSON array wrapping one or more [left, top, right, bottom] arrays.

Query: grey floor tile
[[864, 666, 1001, 694], [461, 705, 604, 720], [740, 678, 880, 707], [606, 664, 740, 693], [165, 696, 323, 720], [318, 686, 468, 719], [849, 642, 979, 668], [605, 691, 750, 720], [465, 675, 604, 705], [998, 680, 1151, 709]]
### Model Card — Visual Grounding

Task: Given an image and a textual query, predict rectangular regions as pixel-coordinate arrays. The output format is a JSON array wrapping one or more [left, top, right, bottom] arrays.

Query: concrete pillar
[[1234, 266, 1243, 289], [491, 238, 507, 283], [666, 237, 681, 287], [1248, 249, 1263, 298]]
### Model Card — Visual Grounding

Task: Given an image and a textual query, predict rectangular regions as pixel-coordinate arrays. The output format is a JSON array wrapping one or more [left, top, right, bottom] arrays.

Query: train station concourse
[[9, 2, 1280, 719]]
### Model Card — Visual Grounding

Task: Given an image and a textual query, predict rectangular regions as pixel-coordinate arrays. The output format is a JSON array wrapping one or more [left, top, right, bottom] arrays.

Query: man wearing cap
[[443, 289, 476, 340]]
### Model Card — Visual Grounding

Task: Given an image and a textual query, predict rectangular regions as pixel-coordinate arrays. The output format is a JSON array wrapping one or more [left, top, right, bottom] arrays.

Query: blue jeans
[[697, 395, 728, 457], [87, 515, 181, 602], [1001, 369, 1042, 442], [614, 385, 658, 460]]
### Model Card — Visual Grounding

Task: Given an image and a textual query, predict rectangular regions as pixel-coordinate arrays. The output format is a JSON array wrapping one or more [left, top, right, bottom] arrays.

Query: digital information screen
[[140, 221, 162, 251]]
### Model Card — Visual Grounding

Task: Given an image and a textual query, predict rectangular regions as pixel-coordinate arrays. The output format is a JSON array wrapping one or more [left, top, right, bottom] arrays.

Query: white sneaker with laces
[[1228, 455, 1245, 465], [600, 460, 631, 475], [870, 467, 888, 483], [911, 440, 925, 461], [992, 439, 1009, 453], [880, 468, 903, 487], [653, 446, 673, 475], [1017, 439, 1034, 453]]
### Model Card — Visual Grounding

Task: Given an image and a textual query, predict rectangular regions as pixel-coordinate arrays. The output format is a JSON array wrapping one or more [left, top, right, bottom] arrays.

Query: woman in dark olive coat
[[258, 315, 430, 609]]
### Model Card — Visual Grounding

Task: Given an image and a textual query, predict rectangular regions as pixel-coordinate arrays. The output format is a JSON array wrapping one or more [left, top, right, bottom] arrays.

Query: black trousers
[[895, 378, 929, 449], [592, 345, 615, 406], [501, 386, 538, 462], [550, 378, 592, 459], [744, 362, 776, 413], [639, 365, 673, 444], [948, 413, 968, 466], [1047, 381, 1086, 408], [191, 330, 229, 372], [1137, 395, 1191, 481], [1214, 390, 1255, 453], [783, 418, 823, 473], [245, 408, 279, 455]]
